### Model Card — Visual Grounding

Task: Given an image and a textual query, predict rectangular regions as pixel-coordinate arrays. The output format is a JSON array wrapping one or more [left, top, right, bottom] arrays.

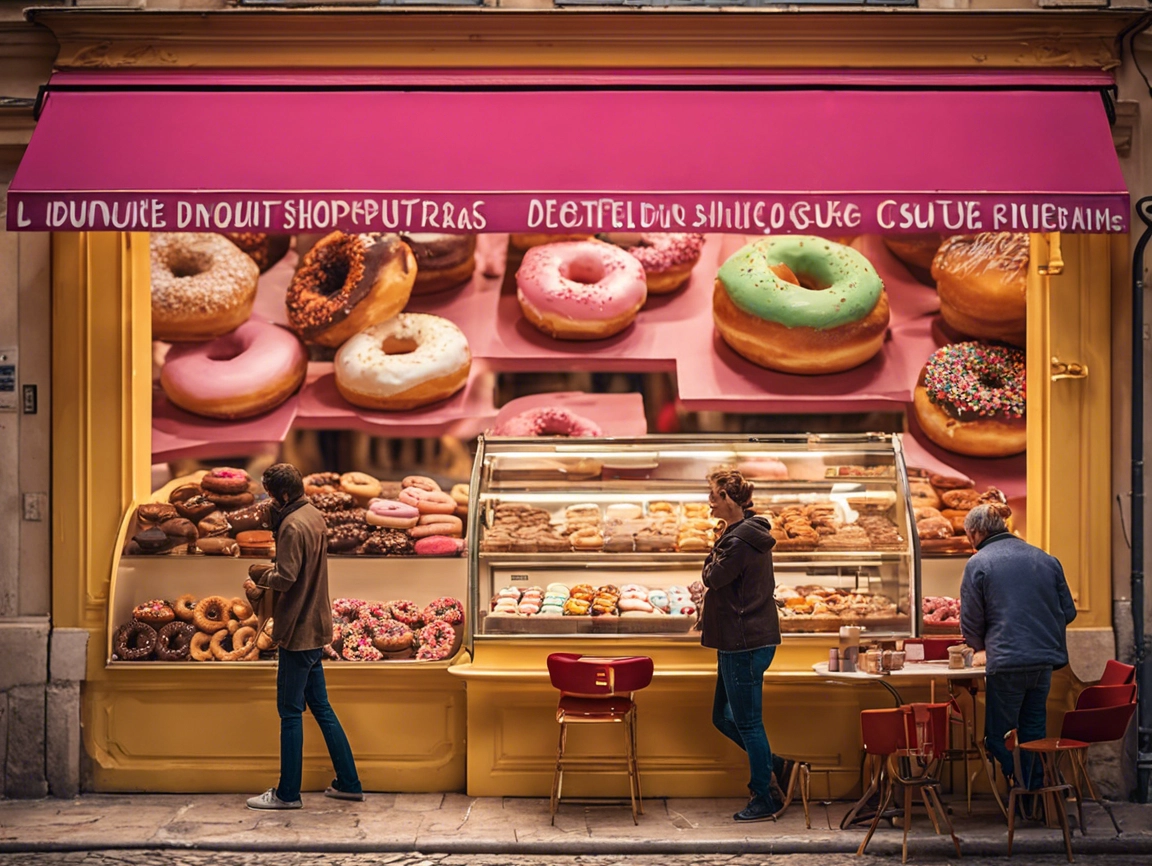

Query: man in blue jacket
[[960, 503, 1077, 789]]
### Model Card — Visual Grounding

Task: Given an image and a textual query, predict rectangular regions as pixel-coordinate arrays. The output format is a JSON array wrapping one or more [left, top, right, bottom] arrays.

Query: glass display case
[[467, 433, 919, 643]]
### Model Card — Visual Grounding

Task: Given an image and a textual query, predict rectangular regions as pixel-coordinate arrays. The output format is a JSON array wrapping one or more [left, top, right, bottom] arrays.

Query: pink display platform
[[151, 390, 297, 463], [487, 391, 649, 438]]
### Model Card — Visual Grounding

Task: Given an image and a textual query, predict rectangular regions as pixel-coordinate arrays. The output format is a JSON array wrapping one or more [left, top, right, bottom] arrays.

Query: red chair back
[[900, 702, 952, 762], [1060, 702, 1137, 744], [860, 708, 904, 756], [547, 653, 654, 697], [1100, 659, 1136, 686], [1075, 683, 1136, 710]]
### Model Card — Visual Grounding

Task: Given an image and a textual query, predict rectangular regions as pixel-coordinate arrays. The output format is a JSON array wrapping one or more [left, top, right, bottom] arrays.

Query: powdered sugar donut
[[334, 313, 471, 411], [422, 596, 465, 625], [516, 241, 647, 340], [414, 535, 465, 556], [399, 487, 457, 515], [601, 233, 706, 295], [365, 498, 420, 529], [489, 407, 603, 438], [416, 621, 457, 660]]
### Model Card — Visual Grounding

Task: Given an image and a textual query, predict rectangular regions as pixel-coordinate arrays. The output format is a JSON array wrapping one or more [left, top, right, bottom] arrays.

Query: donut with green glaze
[[713, 236, 890, 374]]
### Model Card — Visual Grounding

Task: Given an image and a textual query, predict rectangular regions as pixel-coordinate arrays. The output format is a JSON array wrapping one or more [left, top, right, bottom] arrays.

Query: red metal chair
[[1098, 659, 1136, 686], [546, 653, 654, 825], [1052, 700, 1138, 834], [1006, 729, 1074, 862], [857, 702, 960, 864], [1074, 683, 1136, 710]]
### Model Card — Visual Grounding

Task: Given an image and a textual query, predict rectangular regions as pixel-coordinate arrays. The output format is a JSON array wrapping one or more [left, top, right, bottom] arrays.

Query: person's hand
[[243, 576, 266, 603], [973, 650, 987, 668]]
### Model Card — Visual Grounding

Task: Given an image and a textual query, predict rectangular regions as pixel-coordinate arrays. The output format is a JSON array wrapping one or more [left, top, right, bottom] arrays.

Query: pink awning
[[7, 70, 1129, 233]]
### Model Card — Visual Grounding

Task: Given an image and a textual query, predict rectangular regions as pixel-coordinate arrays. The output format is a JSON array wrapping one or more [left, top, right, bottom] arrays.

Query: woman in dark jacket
[[701, 469, 782, 822]]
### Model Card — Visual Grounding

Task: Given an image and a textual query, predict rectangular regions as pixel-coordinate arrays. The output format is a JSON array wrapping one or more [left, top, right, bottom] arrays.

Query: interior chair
[[857, 702, 961, 864], [546, 652, 654, 825], [1006, 729, 1074, 862], [1098, 659, 1136, 686]]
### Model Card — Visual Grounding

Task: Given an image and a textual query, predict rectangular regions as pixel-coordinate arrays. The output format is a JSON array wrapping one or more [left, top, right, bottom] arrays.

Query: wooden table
[[812, 661, 999, 824]]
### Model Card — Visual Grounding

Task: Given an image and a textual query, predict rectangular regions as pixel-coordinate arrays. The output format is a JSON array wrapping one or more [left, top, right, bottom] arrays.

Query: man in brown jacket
[[244, 463, 362, 810]]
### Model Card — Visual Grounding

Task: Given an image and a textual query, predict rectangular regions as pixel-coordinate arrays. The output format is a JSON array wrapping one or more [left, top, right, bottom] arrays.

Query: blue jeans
[[713, 645, 777, 800], [276, 647, 361, 802], [984, 665, 1052, 790]]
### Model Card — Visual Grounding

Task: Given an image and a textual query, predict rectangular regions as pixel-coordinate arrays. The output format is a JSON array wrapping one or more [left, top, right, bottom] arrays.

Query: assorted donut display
[[775, 586, 902, 633], [327, 597, 464, 662], [484, 582, 704, 635], [922, 596, 962, 632], [111, 595, 274, 663], [909, 469, 1013, 555], [123, 469, 469, 558]]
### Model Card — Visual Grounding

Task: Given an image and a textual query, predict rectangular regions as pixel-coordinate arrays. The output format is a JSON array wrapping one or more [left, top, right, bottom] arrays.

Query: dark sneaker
[[324, 786, 365, 802], [246, 788, 302, 810], [734, 794, 783, 822]]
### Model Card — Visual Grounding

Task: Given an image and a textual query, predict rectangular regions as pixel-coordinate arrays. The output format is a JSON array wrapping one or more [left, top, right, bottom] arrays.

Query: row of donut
[[922, 596, 962, 627], [328, 597, 464, 662], [487, 582, 705, 618], [112, 595, 273, 662], [911, 475, 1013, 555]]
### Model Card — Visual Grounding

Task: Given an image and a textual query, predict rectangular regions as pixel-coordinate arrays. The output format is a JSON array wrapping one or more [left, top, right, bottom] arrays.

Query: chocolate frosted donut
[[225, 233, 291, 273], [324, 508, 368, 527], [175, 494, 218, 523], [286, 232, 416, 347], [358, 528, 415, 557], [303, 472, 342, 496], [197, 512, 230, 538], [114, 621, 157, 661], [402, 233, 477, 295], [159, 518, 198, 553], [138, 503, 178, 524], [226, 500, 271, 533], [310, 491, 356, 512], [155, 621, 196, 661], [206, 491, 254, 511], [131, 527, 171, 554], [328, 523, 370, 553]]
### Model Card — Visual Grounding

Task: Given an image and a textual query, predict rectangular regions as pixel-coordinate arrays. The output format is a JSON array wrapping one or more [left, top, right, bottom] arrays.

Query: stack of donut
[[910, 469, 1013, 554], [112, 595, 275, 662], [327, 596, 464, 662]]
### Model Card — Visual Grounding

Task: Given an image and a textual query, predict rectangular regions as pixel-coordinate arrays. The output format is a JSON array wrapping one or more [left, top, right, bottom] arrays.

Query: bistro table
[[812, 660, 1001, 825]]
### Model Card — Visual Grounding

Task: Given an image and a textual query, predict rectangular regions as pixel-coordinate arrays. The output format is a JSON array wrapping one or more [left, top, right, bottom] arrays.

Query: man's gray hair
[[964, 503, 1008, 537]]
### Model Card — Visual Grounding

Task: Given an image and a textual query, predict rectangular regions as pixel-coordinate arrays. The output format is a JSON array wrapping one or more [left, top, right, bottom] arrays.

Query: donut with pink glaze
[[365, 498, 420, 529], [399, 487, 457, 515], [516, 241, 647, 340], [414, 536, 465, 556], [489, 407, 603, 438], [600, 233, 706, 296], [160, 320, 307, 420]]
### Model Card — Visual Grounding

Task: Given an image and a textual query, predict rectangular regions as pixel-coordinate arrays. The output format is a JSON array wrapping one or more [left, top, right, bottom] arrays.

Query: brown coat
[[254, 500, 332, 652]]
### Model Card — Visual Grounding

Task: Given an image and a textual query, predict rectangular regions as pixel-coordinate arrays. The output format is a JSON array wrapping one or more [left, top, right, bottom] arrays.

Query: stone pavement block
[[0, 795, 185, 844], [5, 684, 47, 798], [393, 793, 446, 813], [49, 629, 89, 684]]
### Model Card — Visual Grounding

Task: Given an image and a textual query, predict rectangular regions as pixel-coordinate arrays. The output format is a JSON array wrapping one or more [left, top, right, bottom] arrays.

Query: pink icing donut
[[341, 620, 383, 661], [388, 599, 422, 626], [411, 514, 463, 539], [516, 241, 647, 340], [602, 233, 705, 295], [398, 487, 457, 515], [365, 498, 420, 528], [332, 598, 365, 619], [416, 621, 457, 660], [489, 407, 603, 438], [422, 596, 465, 625], [414, 535, 465, 556], [160, 320, 307, 420]]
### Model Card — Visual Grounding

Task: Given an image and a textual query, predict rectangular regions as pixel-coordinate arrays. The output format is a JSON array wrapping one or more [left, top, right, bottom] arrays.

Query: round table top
[[812, 660, 986, 681]]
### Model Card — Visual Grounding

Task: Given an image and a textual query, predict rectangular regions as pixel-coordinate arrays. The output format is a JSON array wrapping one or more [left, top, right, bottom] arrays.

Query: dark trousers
[[984, 665, 1052, 790], [275, 647, 361, 802], [712, 645, 777, 800]]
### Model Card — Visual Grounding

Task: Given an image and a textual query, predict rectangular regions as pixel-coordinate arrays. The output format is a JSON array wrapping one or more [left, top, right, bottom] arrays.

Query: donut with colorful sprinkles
[[913, 341, 1026, 457]]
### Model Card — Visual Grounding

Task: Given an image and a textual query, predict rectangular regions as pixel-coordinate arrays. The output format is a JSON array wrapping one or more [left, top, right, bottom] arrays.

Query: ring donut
[[304, 472, 342, 496], [150, 233, 259, 342], [155, 622, 196, 662], [388, 599, 422, 627], [516, 241, 647, 340], [365, 498, 420, 529], [225, 233, 291, 273], [421, 596, 465, 625], [488, 407, 603, 438], [333, 314, 472, 411], [401, 475, 441, 493], [599, 232, 706, 295], [200, 468, 251, 495], [340, 472, 383, 507], [193, 596, 231, 634], [403, 233, 478, 295], [714, 236, 890, 374], [416, 621, 457, 660], [931, 233, 1028, 347], [398, 487, 457, 515], [189, 631, 215, 662], [411, 513, 463, 538], [113, 621, 157, 661], [173, 594, 198, 622], [287, 232, 416, 348]]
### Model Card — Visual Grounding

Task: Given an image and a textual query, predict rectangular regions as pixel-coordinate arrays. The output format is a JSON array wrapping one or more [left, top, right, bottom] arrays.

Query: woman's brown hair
[[707, 469, 754, 509]]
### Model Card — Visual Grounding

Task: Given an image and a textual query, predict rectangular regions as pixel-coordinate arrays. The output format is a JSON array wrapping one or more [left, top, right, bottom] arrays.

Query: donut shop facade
[[3, 6, 1148, 799]]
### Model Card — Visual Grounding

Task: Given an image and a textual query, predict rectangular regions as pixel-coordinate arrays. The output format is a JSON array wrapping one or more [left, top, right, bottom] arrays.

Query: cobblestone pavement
[[0, 853, 1142, 866]]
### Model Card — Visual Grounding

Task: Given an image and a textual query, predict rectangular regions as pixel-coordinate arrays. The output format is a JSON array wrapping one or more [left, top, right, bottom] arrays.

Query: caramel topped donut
[[402, 234, 477, 295], [150, 233, 259, 342], [224, 233, 291, 273], [287, 232, 416, 348], [932, 233, 1028, 347]]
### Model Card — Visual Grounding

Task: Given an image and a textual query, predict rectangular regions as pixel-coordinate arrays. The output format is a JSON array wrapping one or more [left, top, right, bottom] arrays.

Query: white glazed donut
[[607, 504, 643, 521], [334, 313, 471, 411]]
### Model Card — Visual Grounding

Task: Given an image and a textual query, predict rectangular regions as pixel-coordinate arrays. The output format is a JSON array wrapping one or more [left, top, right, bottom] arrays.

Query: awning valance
[[7, 70, 1130, 233]]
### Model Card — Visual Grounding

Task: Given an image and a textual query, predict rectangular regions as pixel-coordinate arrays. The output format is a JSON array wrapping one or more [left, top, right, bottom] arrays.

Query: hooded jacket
[[700, 512, 781, 652]]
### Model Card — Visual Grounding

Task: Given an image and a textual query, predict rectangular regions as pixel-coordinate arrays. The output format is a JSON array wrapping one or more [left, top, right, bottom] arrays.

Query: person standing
[[244, 462, 363, 810], [700, 469, 783, 822], [960, 503, 1077, 789]]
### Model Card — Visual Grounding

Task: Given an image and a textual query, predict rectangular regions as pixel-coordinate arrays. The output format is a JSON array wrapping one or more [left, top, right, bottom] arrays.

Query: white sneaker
[[246, 788, 302, 810]]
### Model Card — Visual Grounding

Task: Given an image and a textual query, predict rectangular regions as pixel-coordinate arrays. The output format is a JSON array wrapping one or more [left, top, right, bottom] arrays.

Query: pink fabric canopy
[[7, 71, 1129, 233]]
